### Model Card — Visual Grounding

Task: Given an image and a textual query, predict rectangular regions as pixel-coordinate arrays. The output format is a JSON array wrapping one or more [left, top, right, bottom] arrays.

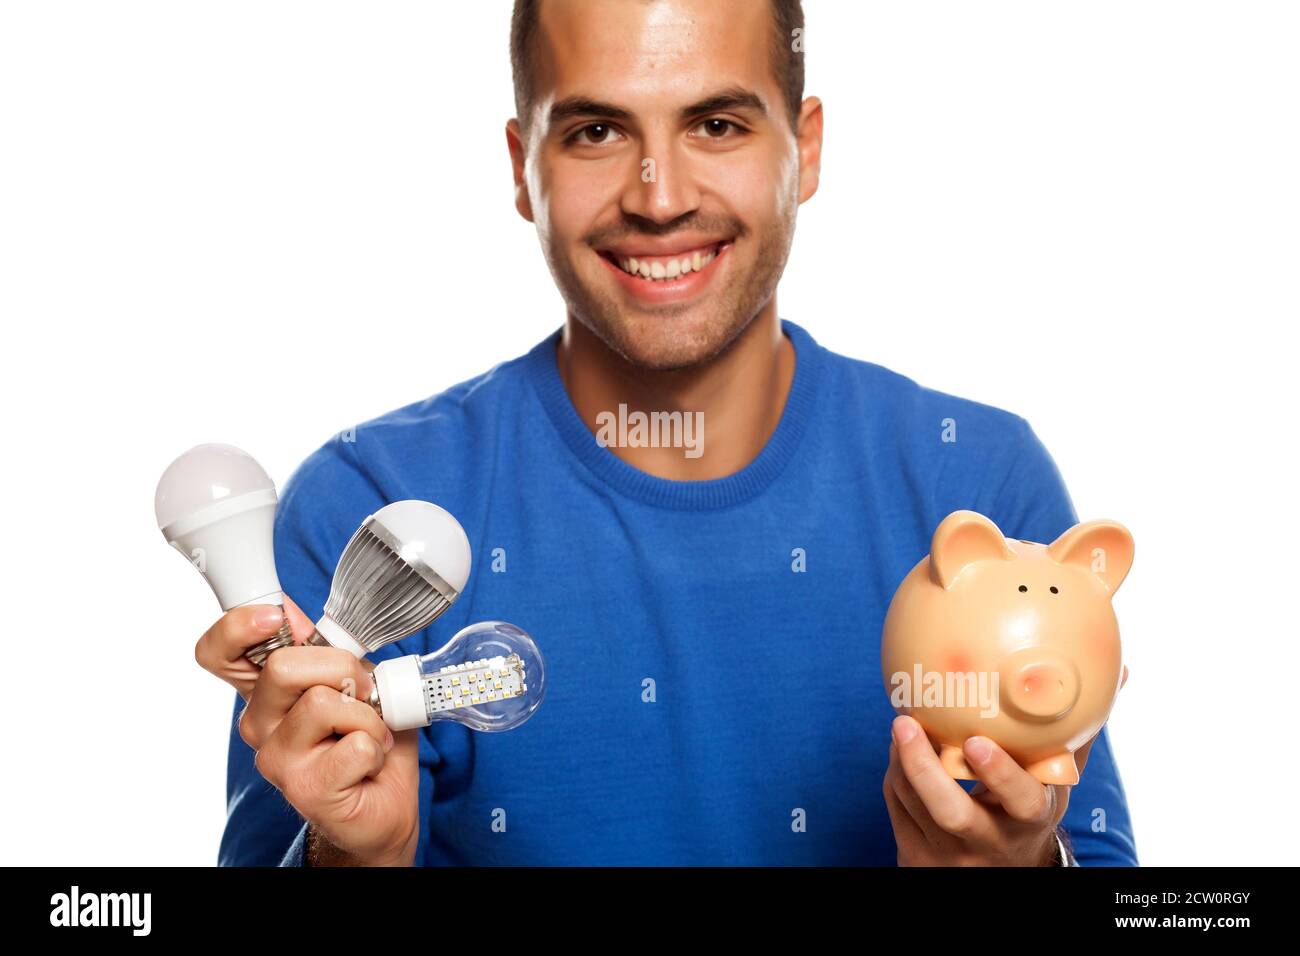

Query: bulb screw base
[[244, 615, 295, 667]]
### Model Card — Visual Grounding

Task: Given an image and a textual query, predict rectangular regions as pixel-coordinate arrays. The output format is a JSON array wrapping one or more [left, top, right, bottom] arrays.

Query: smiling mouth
[[598, 240, 730, 281]]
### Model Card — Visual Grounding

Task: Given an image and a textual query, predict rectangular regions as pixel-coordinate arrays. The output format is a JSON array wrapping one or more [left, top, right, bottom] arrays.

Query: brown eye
[[1018, 585, 1028, 593], [1050, 586, 1059, 594], [569, 123, 624, 147], [690, 118, 744, 140]]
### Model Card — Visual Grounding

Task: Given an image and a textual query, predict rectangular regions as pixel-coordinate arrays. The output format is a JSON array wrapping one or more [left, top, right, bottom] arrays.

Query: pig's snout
[[1000, 648, 1081, 721]]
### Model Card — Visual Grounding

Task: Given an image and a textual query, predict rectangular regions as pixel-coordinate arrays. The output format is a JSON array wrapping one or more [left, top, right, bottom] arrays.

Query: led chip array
[[424, 653, 527, 713]]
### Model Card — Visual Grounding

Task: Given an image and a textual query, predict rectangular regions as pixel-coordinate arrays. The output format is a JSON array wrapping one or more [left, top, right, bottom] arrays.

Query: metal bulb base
[[244, 615, 295, 667]]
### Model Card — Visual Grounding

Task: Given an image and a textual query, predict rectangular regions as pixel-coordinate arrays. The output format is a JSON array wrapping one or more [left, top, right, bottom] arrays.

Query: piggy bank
[[881, 510, 1134, 785]]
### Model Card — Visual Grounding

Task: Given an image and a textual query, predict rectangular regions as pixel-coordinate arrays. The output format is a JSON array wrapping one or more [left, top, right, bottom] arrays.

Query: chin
[[624, 310, 735, 368], [589, 306, 754, 372]]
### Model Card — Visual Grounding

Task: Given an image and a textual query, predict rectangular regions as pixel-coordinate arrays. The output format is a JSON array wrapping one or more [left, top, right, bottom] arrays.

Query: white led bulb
[[306, 500, 472, 658], [155, 444, 293, 665]]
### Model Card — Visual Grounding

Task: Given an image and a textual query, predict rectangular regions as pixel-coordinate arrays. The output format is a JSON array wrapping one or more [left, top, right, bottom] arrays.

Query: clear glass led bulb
[[370, 621, 546, 732]]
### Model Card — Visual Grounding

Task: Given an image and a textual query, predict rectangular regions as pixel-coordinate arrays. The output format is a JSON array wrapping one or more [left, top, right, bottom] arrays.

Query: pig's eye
[[1050, 586, 1059, 594], [1018, 585, 1028, 592]]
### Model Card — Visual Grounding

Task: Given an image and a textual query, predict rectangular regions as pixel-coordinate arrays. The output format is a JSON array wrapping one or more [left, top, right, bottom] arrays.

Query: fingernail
[[383, 729, 395, 752], [893, 716, 917, 745], [965, 736, 993, 765], [253, 607, 284, 630]]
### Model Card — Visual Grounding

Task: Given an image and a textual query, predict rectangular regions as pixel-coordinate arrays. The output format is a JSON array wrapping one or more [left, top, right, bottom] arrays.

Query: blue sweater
[[220, 320, 1138, 866]]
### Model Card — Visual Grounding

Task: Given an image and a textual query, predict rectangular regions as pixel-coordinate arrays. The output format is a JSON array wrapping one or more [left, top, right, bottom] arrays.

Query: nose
[[1000, 648, 1081, 721], [619, 137, 701, 225]]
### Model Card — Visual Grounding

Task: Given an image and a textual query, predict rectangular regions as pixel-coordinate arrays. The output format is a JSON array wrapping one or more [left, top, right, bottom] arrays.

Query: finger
[[194, 605, 290, 695], [196, 604, 289, 667], [887, 742, 948, 844], [281, 594, 317, 644], [275, 683, 394, 756], [892, 716, 986, 840], [883, 766, 930, 865], [242, 647, 376, 748], [318, 730, 388, 791], [962, 736, 1052, 825]]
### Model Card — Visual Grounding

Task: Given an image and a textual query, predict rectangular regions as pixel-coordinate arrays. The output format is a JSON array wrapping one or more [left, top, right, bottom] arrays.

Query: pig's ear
[[929, 510, 1015, 589], [1046, 520, 1135, 595]]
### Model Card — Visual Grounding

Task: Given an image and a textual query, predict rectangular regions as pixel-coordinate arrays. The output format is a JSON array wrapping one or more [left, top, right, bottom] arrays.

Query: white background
[[1, 1, 1295, 865]]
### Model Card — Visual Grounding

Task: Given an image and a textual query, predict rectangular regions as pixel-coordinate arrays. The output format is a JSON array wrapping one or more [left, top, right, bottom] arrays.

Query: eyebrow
[[679, 87, 768, 120], [548, 97, 633, 125], [547, 86, 769, 128]]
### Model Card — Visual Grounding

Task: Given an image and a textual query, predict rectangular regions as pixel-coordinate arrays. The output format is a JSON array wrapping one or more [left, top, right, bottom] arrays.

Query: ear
[[795, 96, 824, 205], [505, 118, 534, 223], [929, 510, 1015, 589], [1046, 520, 1135, 595]]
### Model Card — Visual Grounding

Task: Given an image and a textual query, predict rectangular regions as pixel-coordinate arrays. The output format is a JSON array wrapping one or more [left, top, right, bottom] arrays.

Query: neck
[[556, 301, 795, 481]]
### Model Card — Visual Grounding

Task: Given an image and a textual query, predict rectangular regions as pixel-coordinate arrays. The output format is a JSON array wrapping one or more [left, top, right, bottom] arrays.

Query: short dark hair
[[510, 0, 805, 130]]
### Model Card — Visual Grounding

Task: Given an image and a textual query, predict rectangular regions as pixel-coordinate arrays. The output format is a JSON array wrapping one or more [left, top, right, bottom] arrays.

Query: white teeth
[[615, 244, 722, 279]]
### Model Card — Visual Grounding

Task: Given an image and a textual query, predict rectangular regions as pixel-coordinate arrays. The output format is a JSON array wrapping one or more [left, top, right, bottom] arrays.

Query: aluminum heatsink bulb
[[155, 444, 294, 666], [305, 500, 472, 658], [369, 621, 546, 732]]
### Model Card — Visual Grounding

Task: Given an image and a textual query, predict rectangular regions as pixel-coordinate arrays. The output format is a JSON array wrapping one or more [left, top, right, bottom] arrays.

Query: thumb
[[323, 730, 388, 792], [282, 594, 317, 643]]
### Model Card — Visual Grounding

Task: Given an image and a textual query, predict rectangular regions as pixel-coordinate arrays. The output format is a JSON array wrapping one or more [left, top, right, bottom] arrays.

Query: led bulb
[[370, 621, 546, 732], [306, 500, 472, 658], [155, 444, 293, 665]]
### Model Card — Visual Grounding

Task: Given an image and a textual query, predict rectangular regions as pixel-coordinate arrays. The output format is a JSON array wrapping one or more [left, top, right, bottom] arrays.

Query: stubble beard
[[543, 212, 795, 373]]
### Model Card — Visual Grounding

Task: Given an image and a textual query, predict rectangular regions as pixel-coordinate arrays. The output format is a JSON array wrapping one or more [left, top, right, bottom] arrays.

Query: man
[[201, 0, 1137, 866]]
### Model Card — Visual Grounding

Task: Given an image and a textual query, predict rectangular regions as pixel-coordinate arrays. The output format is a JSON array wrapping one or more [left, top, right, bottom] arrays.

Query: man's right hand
[[195, 603, 420, 866]]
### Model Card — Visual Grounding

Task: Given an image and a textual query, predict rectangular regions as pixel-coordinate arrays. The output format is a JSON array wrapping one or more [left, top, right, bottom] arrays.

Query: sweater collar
[[525, 319, 824, 511]]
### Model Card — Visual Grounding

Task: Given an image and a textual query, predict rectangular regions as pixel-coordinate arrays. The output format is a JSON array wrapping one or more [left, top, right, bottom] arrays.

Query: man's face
[[510, 0, 818, 370]]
